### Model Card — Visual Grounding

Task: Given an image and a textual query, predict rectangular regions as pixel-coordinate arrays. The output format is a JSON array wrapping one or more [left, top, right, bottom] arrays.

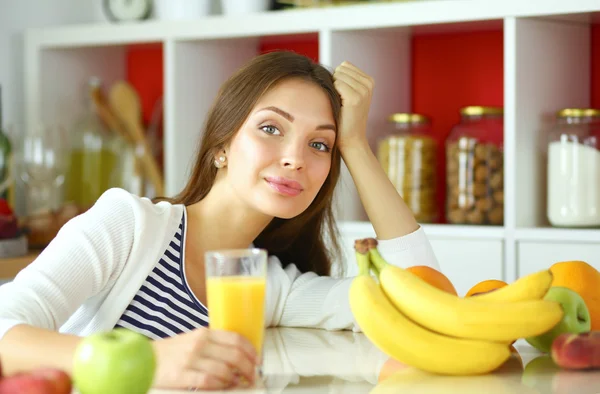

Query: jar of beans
[[445, 106, 504, 225], [377, 113, 437, 223]]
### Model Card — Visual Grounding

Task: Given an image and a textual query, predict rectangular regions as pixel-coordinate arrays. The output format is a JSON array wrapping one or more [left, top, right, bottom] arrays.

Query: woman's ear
[[213, 148, 228, 169]]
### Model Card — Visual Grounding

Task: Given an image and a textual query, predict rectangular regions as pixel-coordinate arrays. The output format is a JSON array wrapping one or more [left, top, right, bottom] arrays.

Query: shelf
[[421, 224, 505, 239], [0, 252, 40, 279], [22, 0, 600, 285], [511, 17, 600, 229], [337, 221, 505, 240], [25, 0, 600, 48], [515, 227, 600, 243]]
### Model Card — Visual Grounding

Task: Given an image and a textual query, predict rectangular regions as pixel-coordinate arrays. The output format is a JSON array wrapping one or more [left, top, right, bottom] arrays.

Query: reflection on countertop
[[261, 327, 383, 393], [150, 328, 600, 394]]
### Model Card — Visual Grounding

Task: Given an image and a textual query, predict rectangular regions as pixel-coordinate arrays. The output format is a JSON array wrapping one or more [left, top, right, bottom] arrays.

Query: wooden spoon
[[90, 84, 132, 144], [90, 85, 144, 195], [108, 81, 165, 196]]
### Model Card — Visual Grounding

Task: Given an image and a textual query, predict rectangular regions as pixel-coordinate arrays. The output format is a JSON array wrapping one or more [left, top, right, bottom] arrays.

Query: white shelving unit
[[24, 0, 600, 295]]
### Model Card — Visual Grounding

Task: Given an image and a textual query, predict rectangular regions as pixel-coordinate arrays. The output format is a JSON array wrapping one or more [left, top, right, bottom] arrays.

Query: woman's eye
[[261, 125, 281, 135], [310, 142, 331, 152]]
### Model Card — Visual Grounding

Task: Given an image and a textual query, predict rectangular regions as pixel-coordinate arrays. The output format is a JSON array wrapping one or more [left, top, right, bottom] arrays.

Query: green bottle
[[0, 85, 14, 209]]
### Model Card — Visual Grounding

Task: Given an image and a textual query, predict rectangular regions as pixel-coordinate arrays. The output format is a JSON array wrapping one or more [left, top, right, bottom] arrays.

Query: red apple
[[30, 368, 72, 394], [0, 374, 54, 394], [0, 214, 18, 239], [551, 331, 600, 370], [0, 199, 13, 216]]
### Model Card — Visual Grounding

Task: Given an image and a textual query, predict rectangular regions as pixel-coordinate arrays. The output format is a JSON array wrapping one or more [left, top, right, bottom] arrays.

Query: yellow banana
[[370, 262, 380, 278], [470, 270, 553, 302], [349, 244, 511, 376], [368, 243, 563, 343], [370, 365, 538, 394]]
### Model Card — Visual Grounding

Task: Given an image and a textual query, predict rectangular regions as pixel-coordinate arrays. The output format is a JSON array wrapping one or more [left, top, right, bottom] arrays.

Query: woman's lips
[[265, 177, 303, 197]]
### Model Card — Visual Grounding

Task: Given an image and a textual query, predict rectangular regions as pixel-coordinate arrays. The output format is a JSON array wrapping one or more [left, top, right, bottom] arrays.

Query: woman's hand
[[332, 61, 421, 240], [152, 327, 259, 390], [332, 61, 374, 151]]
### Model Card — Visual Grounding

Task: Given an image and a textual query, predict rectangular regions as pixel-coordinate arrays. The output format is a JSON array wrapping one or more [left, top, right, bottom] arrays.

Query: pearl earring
[[214, 155, 226, 168]]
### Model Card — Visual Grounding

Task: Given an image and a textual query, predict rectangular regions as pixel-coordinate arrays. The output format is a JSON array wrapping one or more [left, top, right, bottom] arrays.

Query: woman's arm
[[333, 62, 419, 240], [266, 230, 439, 333], [1, 325, 260, 391], [0, 188, 136, 374], [0, 325, 82, 376], [0, 190, 259, 391], [340, 142, 419, 239]]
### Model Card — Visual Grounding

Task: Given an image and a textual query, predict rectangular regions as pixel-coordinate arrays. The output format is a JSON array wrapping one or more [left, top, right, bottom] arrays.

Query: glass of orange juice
[[205, 248, 268, 381]]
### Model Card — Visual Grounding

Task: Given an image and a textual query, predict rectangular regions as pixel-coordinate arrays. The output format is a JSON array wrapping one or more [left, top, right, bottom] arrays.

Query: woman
[[0, 51, 439, 390]]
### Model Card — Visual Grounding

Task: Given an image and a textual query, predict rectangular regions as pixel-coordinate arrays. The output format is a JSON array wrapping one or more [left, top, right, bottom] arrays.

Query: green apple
[[72, 328, 156, 394], [525, 286, 591, 353], [521, 355, 560, 392]]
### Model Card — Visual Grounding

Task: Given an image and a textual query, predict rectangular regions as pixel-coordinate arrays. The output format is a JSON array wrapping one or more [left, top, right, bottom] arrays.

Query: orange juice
[[206, 276, 266, 354]]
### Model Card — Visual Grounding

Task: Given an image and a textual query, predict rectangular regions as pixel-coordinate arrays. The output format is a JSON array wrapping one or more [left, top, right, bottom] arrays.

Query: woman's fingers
[[201, 341, 257, 383], [209, 329, 258, 363], [192, 357, 236, 385], [334, 72, 369, 98], [179, 370, 233, 391], [336, 62, 374, 89], [334, 74, 358, 95], [334, 74, 370, 107], [334, 61, 375, 103]]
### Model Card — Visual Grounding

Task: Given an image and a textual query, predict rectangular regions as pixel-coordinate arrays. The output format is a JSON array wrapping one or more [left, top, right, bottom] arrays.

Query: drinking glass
[[15, 123, 67, 215], [205, 248, 268, 382]]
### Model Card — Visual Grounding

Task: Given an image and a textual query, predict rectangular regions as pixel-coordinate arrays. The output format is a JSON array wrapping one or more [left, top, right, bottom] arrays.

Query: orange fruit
[[550, 260, 600, 330], [378, 358, 407, 383], [407, 265, 458, 296], [465, 279, 508, 297]]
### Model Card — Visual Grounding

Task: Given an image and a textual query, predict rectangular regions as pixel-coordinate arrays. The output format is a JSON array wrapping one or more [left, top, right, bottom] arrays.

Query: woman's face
[[223, 78, 336, 219]]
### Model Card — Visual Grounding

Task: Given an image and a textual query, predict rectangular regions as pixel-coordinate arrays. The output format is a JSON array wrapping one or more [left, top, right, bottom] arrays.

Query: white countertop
[[126, 328, 600, 394]]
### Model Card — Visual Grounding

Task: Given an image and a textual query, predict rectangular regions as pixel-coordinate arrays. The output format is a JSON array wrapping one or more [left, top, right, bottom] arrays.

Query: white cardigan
[[0, 188, 440, 340]]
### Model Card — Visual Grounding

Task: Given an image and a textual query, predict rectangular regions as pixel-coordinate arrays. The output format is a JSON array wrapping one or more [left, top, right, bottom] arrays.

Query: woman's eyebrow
[[258, 106, 294, 122], [258, 106, 336, 132]]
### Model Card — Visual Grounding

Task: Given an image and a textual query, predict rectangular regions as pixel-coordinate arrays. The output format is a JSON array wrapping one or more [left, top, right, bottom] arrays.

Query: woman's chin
[[266, 207, 305, 220], [258, 200, 310, 220]]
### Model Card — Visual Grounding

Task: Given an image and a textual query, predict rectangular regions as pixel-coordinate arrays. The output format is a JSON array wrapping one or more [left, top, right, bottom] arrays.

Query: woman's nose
[[280, 142, 305, 170]]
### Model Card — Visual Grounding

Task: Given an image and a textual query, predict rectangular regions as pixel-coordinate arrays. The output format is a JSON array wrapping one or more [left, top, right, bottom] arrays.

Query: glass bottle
[[546, 108, 600, 227], [377, 113, 437, 223], [0, 85, 14, 208], [446, 106, 504, 225], [65, 77, 123, 211]]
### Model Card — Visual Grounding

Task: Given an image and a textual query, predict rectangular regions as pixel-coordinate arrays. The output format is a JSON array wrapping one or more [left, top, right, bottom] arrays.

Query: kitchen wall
[[0, 0, 100, 126], [0, 0, 228, 128], [0, 0, 98, 215]]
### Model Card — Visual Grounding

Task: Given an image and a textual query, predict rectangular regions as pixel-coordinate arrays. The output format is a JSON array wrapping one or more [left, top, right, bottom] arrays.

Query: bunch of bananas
[[349, 238, 564, 376]]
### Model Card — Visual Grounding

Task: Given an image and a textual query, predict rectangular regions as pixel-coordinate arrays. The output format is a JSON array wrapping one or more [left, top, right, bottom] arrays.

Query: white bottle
[[546, 108, 600, 227], [547, 139, 600, 227]]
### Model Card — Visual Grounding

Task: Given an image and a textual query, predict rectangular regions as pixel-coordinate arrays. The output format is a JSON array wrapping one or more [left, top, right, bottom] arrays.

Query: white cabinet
[[429, 239, 503, 297], [336, 222, 503, 296], [511, 17, 593, 229], [23, 0, 600, 283], [165, 38, 261, 192], [517, 241, 600, 277]]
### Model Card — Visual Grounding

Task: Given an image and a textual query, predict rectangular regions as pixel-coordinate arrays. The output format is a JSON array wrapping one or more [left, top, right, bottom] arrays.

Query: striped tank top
[[114, 209, 209, 339]]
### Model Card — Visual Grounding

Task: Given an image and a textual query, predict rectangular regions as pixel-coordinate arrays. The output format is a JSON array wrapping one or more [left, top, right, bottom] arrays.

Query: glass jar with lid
[[64, 77, 124, 212], [377, 113, 437, 223], [446, 106, 504, 225], [546, 108, 600, 227]]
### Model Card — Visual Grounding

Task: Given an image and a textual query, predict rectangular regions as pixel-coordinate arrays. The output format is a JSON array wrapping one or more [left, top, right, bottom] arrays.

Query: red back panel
[[411, 30, 504, 222]]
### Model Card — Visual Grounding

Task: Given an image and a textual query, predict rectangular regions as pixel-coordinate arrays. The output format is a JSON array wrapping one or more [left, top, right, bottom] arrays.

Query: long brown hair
[[161, 51, 342, 277]]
